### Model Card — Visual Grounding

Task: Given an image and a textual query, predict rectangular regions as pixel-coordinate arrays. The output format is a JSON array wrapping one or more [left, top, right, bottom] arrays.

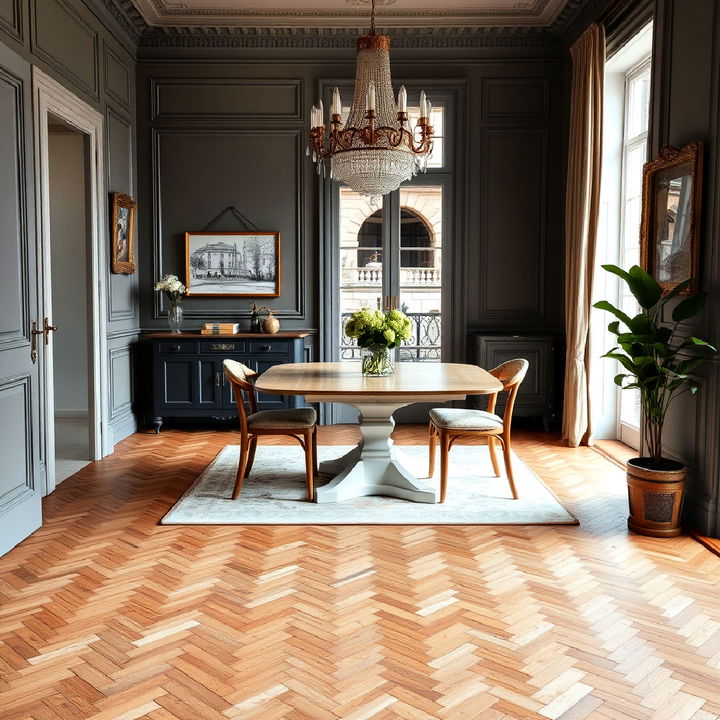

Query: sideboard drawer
[[249, 340, 289, 354], [200, 340, 246, 353], [158, 341, 199, 354]]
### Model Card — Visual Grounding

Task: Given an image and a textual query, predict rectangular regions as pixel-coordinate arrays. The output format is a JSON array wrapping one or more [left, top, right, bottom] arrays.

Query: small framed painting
[[640, 142, 703, 295], [185, 231, 281, 297], [111, 192, 136, 274]]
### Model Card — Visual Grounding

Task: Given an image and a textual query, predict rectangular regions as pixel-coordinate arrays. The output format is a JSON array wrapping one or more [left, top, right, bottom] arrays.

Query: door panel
[[0, 44, 41, 556], [160, 358, 194, 406]]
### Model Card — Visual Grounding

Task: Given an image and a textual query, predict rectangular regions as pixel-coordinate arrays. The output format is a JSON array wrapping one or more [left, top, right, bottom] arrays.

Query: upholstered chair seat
[[428, 408, 503, 432], [247, 408, 317, 430]]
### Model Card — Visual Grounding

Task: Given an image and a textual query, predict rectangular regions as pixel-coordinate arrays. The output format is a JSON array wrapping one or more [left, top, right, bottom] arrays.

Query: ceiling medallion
[[308, 0, 433, 202]]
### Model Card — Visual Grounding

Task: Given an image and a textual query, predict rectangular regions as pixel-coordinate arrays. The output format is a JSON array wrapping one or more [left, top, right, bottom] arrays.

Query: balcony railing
[[340, 311, 441, 362], [341, 266, 441, 287]]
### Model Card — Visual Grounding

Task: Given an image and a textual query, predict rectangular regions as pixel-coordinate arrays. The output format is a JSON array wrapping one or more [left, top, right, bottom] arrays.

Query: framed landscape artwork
[[185, 231, 281, 297], [111, 192, 136, 274], [640, 141, 703, 295]]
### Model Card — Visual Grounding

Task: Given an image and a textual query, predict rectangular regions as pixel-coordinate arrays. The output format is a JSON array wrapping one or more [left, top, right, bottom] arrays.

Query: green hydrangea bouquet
[[345, 307, 413, 376]]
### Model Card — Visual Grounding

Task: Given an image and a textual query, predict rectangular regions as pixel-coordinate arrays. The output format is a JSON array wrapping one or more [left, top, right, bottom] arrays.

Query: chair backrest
[[222, 359, 259, 428], [488, 358, 529, 427]]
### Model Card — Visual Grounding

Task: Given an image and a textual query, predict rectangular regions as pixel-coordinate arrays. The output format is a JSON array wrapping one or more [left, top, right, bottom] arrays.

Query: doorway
[[47, 118, 92, 483], [33, 68, 110, 496]]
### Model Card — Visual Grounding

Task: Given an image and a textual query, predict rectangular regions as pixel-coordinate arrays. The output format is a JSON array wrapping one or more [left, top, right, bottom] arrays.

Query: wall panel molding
[[478, 127, 548, 323], [106, 106, 137, 322], [0, 0, 22, 44], [109, 346, 133, 419], [151, 78, 302, 121], [103, 42, 131, 110], [481, 78, 549, 122], [30, 0, 99, 99], [151, 127, 305, 321]]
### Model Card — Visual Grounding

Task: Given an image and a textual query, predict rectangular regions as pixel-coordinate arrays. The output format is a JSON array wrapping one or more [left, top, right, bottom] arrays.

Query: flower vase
[[361, 346, 394, 376], [168, 303, 183, 334]]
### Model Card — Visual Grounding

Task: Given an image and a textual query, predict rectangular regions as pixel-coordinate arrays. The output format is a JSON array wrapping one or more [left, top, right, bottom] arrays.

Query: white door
[[0, 43, 42, 555]]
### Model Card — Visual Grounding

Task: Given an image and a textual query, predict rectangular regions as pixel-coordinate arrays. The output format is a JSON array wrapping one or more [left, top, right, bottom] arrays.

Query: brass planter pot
[[626, 458, 686, 537]]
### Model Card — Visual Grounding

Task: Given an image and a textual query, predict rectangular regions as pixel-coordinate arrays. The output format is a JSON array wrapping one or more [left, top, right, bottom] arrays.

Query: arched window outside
[[400, 208, 433, 269], [357, 209, 383, 267]]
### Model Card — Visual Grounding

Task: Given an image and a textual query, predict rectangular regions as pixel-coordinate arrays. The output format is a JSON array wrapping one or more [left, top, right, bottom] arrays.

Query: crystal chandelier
[[308, 0, 434, 202]]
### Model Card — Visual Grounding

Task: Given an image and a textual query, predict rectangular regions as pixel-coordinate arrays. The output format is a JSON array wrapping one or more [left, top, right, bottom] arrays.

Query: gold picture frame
[[111, 192, 136, 274], [640, 141, 703, 295], [185, 231, 281, 297]]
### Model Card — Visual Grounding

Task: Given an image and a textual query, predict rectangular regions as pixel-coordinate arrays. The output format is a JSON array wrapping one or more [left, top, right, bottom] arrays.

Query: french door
[[337, 182, 448, 362]]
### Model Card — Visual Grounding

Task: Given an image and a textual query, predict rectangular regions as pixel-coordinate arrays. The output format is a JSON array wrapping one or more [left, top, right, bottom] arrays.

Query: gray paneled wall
[[649, 0, 720, 535], [0, 0, 139, 445], [136, 54, 566, 371]]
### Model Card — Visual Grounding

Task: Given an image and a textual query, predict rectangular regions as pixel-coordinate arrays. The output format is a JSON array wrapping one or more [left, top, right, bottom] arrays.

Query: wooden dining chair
[[222, 359, 318, 501], [427, 358, 529, 503]]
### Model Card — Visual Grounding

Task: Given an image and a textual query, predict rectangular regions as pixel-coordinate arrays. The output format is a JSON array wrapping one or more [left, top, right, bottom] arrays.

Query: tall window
[[618, 61, 651, 433], [336, 99, 448, 363], [591, 22, 652, 448]]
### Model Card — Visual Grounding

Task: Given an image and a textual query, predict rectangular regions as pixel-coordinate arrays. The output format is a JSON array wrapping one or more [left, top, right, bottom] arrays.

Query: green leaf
[[682, 336, 716, 351], [672, 293, 706, 322], [627, 265, 662, 309], [605, 352, 638, 375], [628, 313, 653, 335], [613, 373, 628, 386], [676, 357, 707, 374], [661, 277, 694, 303], [608, 321, 620, 335], [593, 300, 633, 328]]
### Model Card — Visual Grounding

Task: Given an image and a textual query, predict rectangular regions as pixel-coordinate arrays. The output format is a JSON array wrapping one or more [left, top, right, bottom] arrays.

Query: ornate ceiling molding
[[127, 0, 574, 28], [105, 0, 594, 49]]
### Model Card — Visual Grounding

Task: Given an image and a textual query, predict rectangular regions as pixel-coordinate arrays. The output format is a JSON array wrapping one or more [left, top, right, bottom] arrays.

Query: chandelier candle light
[[308, 0, 434, 202]]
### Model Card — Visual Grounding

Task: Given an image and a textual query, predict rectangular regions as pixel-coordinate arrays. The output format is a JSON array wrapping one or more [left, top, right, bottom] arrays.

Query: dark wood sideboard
[[145, 332, 309, 432], [469, 332, 560, 430]]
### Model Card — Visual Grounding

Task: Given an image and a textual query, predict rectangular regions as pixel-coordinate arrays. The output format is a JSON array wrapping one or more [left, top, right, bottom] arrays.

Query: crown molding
[[107, 0, 599, 51]]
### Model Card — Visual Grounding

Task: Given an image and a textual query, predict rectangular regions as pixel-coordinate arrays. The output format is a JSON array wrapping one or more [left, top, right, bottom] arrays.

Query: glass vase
[[168, 302, 183, 334], [361, 346, 394, 376]]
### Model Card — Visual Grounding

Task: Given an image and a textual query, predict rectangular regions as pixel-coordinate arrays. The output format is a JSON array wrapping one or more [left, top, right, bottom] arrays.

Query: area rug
[[162, 445, 577, 525]]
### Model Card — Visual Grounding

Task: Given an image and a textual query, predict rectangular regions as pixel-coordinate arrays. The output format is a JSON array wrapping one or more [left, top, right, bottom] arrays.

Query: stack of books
[[200, 323, 240, 335]]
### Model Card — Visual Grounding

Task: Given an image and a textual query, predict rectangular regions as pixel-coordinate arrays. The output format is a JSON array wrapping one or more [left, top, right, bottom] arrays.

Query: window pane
[[398, 186, 442, 361], [626, 68, 651, 139]]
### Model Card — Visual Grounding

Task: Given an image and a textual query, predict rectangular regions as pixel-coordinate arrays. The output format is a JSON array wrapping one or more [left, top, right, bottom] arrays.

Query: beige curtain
[[562, 23, 605, 447]]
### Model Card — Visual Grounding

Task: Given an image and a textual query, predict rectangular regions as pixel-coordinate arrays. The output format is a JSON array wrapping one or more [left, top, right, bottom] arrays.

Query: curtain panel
[[562, 23, 606, 447]]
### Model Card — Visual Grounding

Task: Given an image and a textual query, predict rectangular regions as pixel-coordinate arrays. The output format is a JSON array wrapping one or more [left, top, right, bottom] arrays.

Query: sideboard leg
[[153, 417, 163, 434]]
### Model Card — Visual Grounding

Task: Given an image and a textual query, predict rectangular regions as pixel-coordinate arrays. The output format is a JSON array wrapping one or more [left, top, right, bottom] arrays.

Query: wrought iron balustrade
[[340, 311, 441, 361]]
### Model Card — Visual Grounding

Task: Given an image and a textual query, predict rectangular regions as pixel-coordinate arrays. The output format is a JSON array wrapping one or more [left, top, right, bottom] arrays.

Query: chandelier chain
[[370, 0, 376, 35]]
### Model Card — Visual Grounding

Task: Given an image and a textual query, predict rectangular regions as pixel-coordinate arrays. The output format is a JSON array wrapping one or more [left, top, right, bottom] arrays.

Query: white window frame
[[616, 58, 651, 449]]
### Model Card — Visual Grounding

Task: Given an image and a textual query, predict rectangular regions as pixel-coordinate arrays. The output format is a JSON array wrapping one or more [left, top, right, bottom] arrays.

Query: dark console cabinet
[[147, 332, 308, 431], [469, 333, 560, 429]]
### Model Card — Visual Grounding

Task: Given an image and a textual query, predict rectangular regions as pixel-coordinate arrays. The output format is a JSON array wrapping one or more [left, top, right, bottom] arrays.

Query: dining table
[[255, 361, 503, 504]]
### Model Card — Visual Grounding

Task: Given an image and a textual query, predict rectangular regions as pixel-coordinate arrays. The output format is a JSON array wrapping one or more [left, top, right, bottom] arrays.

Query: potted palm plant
[[594, 265, 715, 537]]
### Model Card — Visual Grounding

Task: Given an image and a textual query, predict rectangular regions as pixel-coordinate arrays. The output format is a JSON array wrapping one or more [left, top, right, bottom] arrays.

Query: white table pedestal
[[315, 401, 438, 504]]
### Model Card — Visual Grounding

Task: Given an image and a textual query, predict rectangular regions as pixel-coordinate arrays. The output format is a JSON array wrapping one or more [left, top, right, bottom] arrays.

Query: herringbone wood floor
[[1, 426, 720, 720]]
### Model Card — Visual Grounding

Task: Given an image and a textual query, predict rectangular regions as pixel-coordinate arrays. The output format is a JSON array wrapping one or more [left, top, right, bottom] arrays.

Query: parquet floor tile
[[1, 426, 719, 719]]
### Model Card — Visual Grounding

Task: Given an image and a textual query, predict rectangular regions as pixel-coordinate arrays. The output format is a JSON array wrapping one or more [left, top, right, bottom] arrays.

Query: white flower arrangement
[[154, 274, 186, 304]]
